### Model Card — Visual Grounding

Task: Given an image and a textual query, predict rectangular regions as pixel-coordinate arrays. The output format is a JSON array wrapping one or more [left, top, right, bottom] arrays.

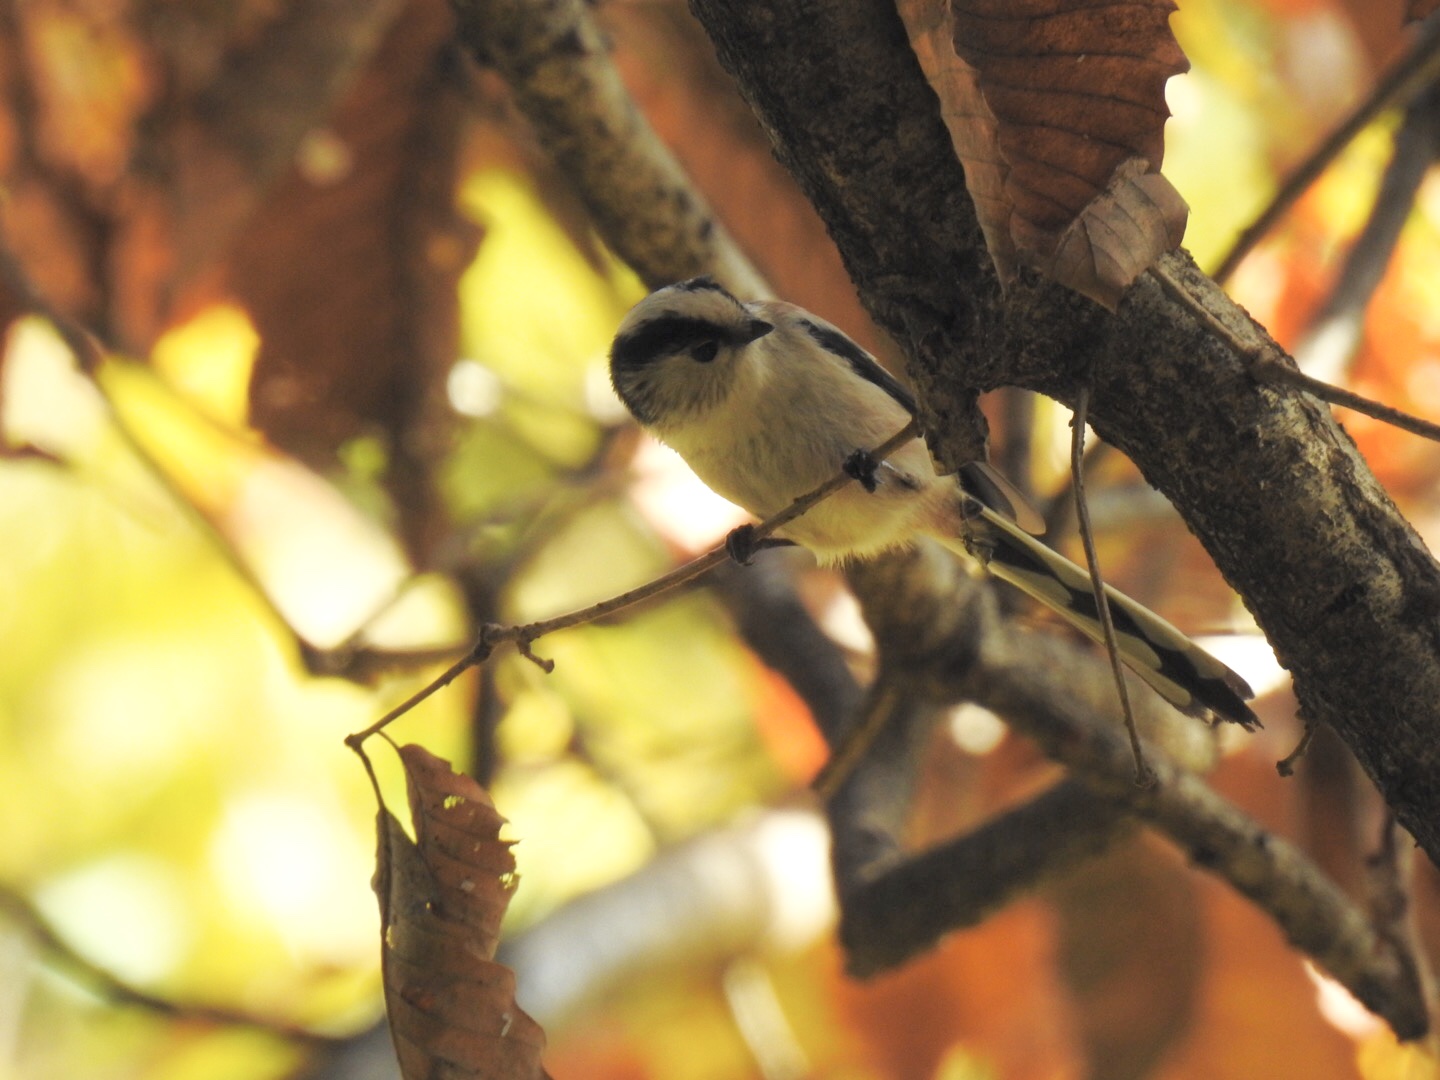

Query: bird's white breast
[[658, 330, 952, 562]]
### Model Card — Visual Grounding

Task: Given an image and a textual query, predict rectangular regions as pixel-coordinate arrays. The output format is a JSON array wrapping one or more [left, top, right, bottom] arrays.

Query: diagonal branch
[[346, 420, 919, 745], [1292, 80, 1440, 383], [450, 0, 766, 296], [973, 628, 1428, 1040]]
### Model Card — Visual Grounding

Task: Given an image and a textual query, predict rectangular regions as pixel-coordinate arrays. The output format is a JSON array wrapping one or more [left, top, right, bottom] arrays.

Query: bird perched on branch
[[609, 276, 1257, 729]]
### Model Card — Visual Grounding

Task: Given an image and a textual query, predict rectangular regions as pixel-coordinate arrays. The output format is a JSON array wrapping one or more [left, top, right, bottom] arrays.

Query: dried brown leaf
[[230, 0, 478, 467], [1019, 157, 1188, 309], [1410, 0, 1440, 23], [899, 0, 1189, 305], [374, 744, 550, 1080], [899, 0, 1017, 282], [113, 0, 407, 345]]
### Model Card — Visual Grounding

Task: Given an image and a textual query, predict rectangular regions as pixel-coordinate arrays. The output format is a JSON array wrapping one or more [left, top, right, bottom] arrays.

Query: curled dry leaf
[[1021, 157, 1189, 308], [897, 0, 1191, 308], [373, 744, 550, 1080], [900, 0, 1019, 283]]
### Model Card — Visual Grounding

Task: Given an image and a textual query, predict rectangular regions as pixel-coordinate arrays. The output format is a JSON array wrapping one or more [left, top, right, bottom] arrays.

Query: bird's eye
[[692, 340, 719, 363]]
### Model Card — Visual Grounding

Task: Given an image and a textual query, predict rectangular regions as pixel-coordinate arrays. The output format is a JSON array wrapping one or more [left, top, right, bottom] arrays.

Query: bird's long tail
[[941, 503, 1258, 729]]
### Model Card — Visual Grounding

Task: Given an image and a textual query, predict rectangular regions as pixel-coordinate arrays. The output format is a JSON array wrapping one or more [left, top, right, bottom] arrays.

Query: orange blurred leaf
[[230, 0, 480, 463], [1358, 1028, 1440, 1078], [899, 0, 1190, 307], [1052, 837, 1203, 1078], [112, 0, 408, 344], [374, 744, 551, 1080], [834, 902, 1080, 1078]]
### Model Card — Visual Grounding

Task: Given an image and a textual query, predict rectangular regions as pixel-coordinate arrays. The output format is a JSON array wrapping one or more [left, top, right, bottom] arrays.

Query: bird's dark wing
[[796, 313, 1048, 533], [796, 317, 918, 415]]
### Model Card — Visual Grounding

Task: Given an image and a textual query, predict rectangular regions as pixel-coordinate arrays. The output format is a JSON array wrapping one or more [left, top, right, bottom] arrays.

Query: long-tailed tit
[[609, 277, 1256, 728]]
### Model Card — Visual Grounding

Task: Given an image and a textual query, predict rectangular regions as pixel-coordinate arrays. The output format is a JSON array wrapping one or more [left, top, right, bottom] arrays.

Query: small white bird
[[610, 277, 1257, 728]]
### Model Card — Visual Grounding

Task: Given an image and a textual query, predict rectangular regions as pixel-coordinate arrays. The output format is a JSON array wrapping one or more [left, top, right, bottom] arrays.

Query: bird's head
[[609, 277, 773, 428]]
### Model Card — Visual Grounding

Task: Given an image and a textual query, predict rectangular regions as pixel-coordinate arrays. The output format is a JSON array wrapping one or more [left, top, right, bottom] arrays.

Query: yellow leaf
[[151, 304, 260, 430]]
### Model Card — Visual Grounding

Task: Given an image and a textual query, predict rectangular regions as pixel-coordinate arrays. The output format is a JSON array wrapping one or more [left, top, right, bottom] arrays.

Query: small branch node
[[1276, 714, 1317, 777], [516, 636, 555, 674], [1133, 761, 1158, 788]]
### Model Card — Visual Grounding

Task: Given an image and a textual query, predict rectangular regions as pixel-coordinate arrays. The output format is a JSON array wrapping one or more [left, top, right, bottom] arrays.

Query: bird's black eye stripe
[[610, 315, 726, 370]]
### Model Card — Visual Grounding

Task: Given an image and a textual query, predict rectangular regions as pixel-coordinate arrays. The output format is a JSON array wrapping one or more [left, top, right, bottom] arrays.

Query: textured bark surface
[[687, 0, 1440, 863], [451, 0, 765, 296]]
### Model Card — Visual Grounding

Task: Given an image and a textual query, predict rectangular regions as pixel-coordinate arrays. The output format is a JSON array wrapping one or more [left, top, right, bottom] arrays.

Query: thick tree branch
[[976, 629, 1428, 1039], [687, 0, 1440, 871], [714, 553, 1174, 972], [833, 545, 1220, 973], [450, 0, 765, 295], [713, 556, 863, 747], [838, 781, 1134, 976]]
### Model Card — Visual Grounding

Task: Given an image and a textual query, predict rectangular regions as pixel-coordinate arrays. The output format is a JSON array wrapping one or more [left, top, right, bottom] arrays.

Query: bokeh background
[[2, 0, 1439, 1077]]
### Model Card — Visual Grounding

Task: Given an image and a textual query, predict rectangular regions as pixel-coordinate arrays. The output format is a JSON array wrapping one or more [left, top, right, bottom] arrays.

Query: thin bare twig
[[811, 679, 903, 800], [1213, 16, 1440, 283], [1277, 712, 1318, 777], [346, 419, 921, 747], [1071, 384, 1150, 784], [1293, 81, 1440, 383], [0, 886, 341, 1045], [1253, 357, 1440, 441], [1150, 259, 1440, 444], [0, 244, 315, 649]]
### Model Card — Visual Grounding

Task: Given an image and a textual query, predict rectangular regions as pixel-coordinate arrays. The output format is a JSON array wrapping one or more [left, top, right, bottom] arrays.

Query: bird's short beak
[[741, 319, 774, 344]]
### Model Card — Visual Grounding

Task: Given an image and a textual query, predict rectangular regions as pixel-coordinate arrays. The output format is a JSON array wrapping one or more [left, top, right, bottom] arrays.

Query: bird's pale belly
[[680, 434, 946, 564], [773, 484, 935, 562]]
